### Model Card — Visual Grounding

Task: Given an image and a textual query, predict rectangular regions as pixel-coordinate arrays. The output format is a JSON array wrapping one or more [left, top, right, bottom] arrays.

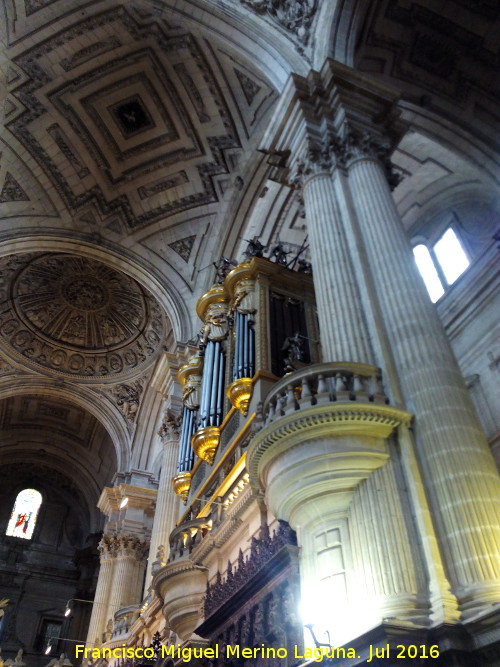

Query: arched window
[[413, 227, 470, 302], [6, 488, 42, 539]]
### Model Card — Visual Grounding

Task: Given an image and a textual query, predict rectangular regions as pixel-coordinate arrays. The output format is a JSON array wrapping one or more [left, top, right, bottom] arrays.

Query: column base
[[301, 613, 500, 666], [457, 580, 500, 621]]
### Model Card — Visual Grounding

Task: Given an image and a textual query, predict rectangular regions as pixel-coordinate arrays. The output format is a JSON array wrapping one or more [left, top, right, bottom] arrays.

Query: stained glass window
[[6, 488, 42, 539]]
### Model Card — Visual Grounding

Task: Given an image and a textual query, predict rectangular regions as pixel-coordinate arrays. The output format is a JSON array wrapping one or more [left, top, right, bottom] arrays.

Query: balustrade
[[264, 362, 388, 425], [111, 605, 140, 638], [167, 518, 212, 563]]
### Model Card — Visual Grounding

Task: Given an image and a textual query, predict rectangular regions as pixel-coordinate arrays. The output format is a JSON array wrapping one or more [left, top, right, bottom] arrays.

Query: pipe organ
[[171, 257, 318, 504]]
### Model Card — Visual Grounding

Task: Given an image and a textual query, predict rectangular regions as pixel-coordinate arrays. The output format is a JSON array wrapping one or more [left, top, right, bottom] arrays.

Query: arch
[[322, 0, 372, 67], [0, 378, 128, 473]]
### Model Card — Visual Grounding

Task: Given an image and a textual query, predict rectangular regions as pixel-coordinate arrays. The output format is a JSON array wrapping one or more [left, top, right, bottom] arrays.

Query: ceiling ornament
[[0, 254, 166, 381], [168, 235, 196, 263], [7, 9, 243, 232], [234, 69, 262, 106], [0, 173, 30, 203], [240, 0, 318, 46]]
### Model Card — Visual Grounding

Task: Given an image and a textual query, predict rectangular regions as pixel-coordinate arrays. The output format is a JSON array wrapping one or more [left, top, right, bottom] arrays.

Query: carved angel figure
[[113, 383, 141, 420], [232, 279, 256, 315], [202, 303, 229, 343], [182, 373, 202, 410]]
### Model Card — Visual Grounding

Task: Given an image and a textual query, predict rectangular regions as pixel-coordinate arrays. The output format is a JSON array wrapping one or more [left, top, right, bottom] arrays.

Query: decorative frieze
[[204, 521, 297, 616]]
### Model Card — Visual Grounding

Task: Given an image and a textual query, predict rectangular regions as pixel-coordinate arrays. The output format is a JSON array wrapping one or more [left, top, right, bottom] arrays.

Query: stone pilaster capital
[[98, 533, 149, 560], [158, 411, 182, 443]]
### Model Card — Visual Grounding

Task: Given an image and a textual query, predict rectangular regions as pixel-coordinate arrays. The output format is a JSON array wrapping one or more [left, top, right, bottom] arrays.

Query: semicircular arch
[[0, 377, 130, 473]]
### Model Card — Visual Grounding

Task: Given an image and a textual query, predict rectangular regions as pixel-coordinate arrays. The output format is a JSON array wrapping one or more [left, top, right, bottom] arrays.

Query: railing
[[168, 517, 213, 563], [264, 362, 388, 425], [112, 605, 140, 638]]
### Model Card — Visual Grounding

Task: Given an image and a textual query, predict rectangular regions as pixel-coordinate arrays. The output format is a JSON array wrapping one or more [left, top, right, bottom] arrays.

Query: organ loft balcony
[[153, 256, 412, 641]]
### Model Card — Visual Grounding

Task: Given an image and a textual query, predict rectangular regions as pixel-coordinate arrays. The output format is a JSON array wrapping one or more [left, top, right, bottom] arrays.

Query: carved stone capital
[[342, 131, 404, 190], [289, 133, 345, 186], [261, 60, 406, 190], [289, 130, 403, 191], [98, 533, 149, 560], [158, 411, 182, 443]]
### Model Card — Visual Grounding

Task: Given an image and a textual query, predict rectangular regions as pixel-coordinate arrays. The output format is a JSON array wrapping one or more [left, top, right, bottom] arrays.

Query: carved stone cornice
[[260, 60, 406, 190], [98, 533, 149, 560]]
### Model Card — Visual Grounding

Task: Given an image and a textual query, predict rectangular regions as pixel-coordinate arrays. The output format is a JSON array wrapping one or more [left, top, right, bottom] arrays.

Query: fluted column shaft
[[108, 552, 142, 612], [350, 456, 427, 624], [145, 434, 180, 587], [348, 154, 500, 613], [301, 170, 372, 364], [86, 555, 114, 647]]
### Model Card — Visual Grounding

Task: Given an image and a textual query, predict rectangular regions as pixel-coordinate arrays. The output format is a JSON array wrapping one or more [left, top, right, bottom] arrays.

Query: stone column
[[346, 137, 500, 616], [145, 412, 181, 584], [259, 58, 500, 634], [107, 535, 149, 613], [87, 472, 157, 644], [85, 547, 114, 647], [296, 162, 373, 363], [143, 348, 192, 588]]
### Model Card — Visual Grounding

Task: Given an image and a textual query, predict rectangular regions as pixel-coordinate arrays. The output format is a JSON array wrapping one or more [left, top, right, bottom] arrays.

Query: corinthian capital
[[342, 131, 404, 190], [290, 133, 346, 186], [115, 534, 150, 560], [98, 533, 150, 560], [158, 411, 182, 443], [261, 59, 406, 189]]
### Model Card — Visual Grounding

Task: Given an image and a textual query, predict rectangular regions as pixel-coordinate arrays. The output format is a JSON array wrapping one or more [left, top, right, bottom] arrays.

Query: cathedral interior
[[0, 0, 499, 665]]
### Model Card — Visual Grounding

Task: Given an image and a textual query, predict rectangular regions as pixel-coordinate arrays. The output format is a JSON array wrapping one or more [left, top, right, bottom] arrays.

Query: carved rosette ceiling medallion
[[0, 254, 166, 381]]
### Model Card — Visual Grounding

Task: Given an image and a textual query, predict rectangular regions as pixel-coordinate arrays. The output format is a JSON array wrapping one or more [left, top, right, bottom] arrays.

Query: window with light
[[413, 227, 470, 302], [6, 488, 42, 539]]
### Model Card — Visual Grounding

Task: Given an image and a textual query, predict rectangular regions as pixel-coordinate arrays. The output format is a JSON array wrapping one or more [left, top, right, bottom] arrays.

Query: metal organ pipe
[[209, 341, 223, 426], [243, 315, 248, 377], [178, 407, 195, 473], [216, 345, 225, 423], [200, 342, 214, 428], [248, 322, 255, 377], [237, 312, 244, 379]]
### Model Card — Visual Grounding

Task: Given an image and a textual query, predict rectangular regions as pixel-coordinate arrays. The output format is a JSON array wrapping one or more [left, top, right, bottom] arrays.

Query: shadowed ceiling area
[[0, 393, 117, 534]]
